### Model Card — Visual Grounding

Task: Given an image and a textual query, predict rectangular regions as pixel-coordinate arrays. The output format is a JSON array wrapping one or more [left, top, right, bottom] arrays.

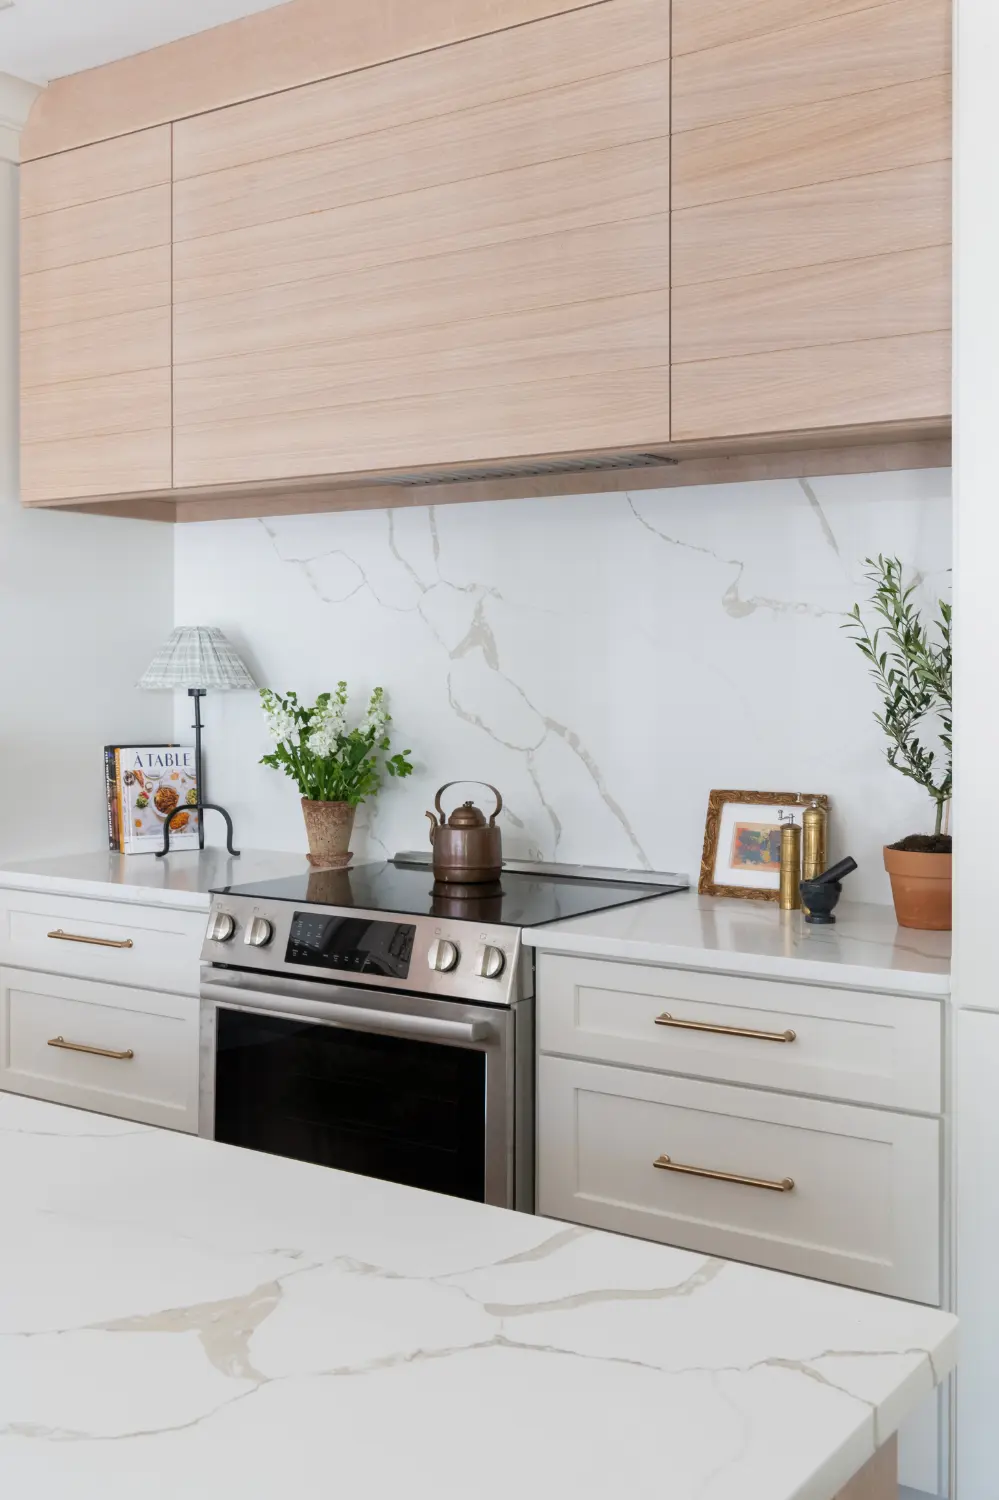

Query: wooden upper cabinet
[[20, 127, 172, 502], [171, 0, 671, 488], [670, 0, 952, 441]]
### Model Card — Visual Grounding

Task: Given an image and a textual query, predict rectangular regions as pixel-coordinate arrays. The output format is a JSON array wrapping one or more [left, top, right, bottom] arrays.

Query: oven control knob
[[429, 938, 460, 973], [208, 911, 236, 943], [245, 916, 274, 948], [476, 945, 506, 979]]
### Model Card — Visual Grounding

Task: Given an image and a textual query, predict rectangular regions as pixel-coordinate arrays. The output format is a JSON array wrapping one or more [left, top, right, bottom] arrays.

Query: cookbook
[[105, 745, 200, 854]]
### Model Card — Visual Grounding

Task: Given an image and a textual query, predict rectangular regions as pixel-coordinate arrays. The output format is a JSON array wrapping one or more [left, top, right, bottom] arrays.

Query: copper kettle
[[426, 781, 503, 884]]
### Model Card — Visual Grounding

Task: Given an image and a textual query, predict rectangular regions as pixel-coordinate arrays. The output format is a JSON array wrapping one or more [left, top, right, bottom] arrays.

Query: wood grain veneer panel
[[21, 369, 172, 446], [672, 0, 950, 133], [22, 307, 172, 389], [672, 0, 878, 57], [833, 1438, 897, 1500], [20, 133, 173, 502], [672, 332, 950, 440], [22, 185, 170, 275], [173, 0, 663, 180], [672, 161, 951, 286], [174, 215, 670, 366], [175, 298, 670, 426], [20, 127, 170, 217], [174, 366, 671, 487], [21, 429, 174, 504], [672, 75, 950, 210], [21, 247, 171, 332], [673, 246, 950, 363], [174, 61, 668, 242], [21, 0, 609, 159], [174, 141, 666, 305]]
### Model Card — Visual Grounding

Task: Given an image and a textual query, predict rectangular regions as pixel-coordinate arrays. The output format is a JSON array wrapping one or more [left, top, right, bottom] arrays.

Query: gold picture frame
[[699, 789, 830, 902]]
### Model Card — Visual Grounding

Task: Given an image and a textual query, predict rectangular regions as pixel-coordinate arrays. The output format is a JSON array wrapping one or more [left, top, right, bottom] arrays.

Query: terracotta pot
[[883, 846, 952, 931], [301, 799, 356, 870]]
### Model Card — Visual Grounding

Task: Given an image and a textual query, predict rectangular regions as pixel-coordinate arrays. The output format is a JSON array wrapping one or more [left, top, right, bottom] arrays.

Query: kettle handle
[[434, 781, 504, 827]]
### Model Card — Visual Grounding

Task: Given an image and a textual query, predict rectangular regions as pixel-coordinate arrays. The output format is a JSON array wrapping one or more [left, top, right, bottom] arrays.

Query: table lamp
[[138, 626, 257, 857]]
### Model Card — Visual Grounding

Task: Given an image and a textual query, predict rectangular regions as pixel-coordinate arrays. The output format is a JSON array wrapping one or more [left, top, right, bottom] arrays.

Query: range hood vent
[[379, 452, 679, 487]]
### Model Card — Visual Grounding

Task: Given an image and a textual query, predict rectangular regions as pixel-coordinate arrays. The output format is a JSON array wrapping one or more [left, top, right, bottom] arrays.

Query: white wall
[[0, 156, 173, 860], [953, 0, 999, 1495], [174, 467, 951, 904]]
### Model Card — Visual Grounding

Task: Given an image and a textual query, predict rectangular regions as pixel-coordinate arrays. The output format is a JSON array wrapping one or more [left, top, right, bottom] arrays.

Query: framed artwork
[[698, 790, 830, 901]]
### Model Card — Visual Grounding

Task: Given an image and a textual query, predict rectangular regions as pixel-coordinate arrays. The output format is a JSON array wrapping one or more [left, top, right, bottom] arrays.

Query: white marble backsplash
[[175, 467, 951, 905]]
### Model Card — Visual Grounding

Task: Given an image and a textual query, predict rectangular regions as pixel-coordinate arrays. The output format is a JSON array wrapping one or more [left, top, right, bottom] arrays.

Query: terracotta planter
[[883, 846, 952, 931], [301, 799, 356, 870]]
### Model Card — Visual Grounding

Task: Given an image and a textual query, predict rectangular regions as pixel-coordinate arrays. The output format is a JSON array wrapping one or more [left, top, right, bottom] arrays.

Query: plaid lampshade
[[138, 627, 257, 691]]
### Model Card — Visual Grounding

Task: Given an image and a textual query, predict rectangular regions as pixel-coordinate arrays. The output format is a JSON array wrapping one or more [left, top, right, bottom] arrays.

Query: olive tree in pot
[[844, 556, 952, 930]]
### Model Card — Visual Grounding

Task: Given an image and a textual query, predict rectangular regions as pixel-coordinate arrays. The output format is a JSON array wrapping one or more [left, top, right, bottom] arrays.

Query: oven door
[[199, 968, 530, 1209]]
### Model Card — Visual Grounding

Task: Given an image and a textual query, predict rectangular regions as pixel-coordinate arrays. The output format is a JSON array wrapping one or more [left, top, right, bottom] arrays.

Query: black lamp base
[[155, 687, 241, 858], [158, 801, 239, 858]]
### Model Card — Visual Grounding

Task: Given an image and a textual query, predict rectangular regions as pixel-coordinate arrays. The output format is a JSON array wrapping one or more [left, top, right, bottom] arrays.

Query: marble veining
[[525, 891, 951, 996], [175, 467, 952, 905], [0, 1094, 956, 1499]]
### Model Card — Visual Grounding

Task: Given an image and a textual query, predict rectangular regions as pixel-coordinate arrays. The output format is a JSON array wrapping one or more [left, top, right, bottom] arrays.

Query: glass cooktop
[[218, 861, 685, 928]]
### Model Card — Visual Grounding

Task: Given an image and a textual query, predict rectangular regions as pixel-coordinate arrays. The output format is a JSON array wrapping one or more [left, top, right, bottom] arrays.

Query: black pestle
[[811, 856, 858, 886]]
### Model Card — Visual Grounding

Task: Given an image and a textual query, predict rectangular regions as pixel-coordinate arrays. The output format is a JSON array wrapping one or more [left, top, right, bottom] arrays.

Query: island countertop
[[524, 891, 951, 997], [0, 1095, 956, 1500]]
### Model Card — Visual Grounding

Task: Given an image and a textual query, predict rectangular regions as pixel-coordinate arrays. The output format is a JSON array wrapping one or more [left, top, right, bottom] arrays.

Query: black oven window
[[214, 1009, 486, 1202]]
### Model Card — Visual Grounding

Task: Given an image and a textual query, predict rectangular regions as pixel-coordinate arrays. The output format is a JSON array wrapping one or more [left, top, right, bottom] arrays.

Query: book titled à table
[[105, 745, 200, 854]]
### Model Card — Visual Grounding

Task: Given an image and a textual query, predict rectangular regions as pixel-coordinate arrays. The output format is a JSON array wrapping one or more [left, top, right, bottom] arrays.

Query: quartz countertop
[[525, 891, 951, 997], [0, 849, 312, 911], [0, 1094, 956, 1500]]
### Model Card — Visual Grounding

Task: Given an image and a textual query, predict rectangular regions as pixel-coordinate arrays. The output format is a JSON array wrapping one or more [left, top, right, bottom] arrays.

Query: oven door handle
[[200, 978, 493, 1046]]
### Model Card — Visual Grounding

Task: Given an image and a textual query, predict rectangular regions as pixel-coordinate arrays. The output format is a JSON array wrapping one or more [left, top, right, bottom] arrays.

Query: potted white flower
[[260, 683, 413, 868]]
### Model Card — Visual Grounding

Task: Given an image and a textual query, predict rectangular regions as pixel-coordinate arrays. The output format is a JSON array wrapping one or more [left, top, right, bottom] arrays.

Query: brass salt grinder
[[799, 801, 828, 916], [802, 801, 828, 881], [779, 823, 802, 911]]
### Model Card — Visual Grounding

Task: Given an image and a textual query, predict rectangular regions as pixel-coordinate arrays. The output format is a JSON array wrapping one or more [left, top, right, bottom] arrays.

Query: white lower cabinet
[[0, 966, 199, 1132], [537, 1054, 940, 1305]]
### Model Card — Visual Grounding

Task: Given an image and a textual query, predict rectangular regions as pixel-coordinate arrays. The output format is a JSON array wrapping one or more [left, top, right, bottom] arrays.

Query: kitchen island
[[0, 1094, 955, 1500]]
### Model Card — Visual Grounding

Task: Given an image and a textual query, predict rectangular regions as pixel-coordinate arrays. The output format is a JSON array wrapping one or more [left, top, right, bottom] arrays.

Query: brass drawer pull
[[654, 1153, 794, 1193], [48, 929, 133, 950], [48, 1035, 134, 1061], [655, 1012, 795, 1043]]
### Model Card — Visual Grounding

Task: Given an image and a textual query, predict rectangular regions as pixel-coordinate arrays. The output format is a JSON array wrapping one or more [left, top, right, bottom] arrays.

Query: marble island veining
[[0, 1094, 956, 1500], [525, 891, 951, 997]]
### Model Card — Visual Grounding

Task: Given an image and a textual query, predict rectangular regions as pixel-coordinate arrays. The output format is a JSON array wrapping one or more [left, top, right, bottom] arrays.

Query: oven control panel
[[201, 896, 525, 1005]]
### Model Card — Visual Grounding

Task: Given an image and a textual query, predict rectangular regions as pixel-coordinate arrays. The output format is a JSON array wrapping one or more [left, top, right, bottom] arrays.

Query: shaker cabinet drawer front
[[0, 968, 198, 1132], [537, 955, 942, 1111], [0, 890, 206, 995], [537, 1056, 940, 1304]]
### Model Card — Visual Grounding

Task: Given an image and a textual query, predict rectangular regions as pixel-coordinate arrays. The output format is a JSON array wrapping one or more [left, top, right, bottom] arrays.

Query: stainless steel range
[[199, 857, 686, 1210]]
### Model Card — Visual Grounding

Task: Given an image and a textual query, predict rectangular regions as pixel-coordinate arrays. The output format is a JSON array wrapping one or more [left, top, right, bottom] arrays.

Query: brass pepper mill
[[802, 801, 828, 882], [779, 822, 802, 911]]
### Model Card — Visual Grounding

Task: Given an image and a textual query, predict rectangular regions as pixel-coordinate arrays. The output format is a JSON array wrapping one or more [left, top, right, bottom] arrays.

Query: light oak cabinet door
[[670, 0, 952, 440], [20, 127, 173, 502], [172, 0, 671, 488]]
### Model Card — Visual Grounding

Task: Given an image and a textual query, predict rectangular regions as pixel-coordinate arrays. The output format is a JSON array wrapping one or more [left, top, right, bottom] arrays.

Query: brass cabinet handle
[[48, 1035, 135, 1061], [655, 1012, 796, 1044], [48, 929, 134, 950], [654, 1153, 794, 1193]]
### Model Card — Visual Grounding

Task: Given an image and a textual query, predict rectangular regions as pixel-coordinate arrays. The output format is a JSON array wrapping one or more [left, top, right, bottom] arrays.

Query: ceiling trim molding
[[0, 72, 42, 163]]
